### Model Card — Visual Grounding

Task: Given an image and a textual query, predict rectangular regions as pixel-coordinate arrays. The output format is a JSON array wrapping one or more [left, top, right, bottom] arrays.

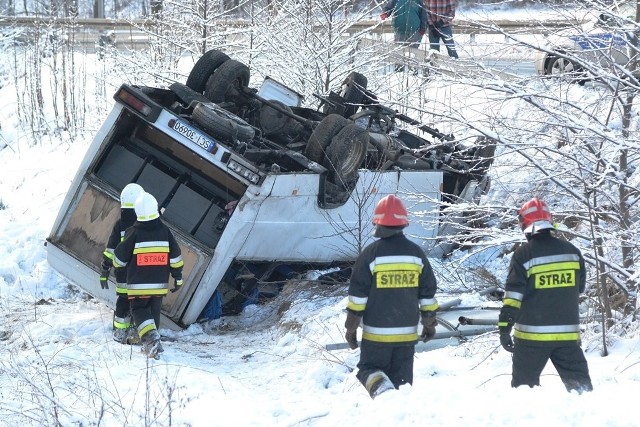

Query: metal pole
[[458, 316, 499, 326], [95, 0, 104, 19], [438, 286, 500, 311], [325, 326, 497, 352]]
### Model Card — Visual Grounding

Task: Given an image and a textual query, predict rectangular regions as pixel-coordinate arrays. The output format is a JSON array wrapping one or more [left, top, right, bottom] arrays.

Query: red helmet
[[518, 197, 553, 232], [372, 195, 409, 227]]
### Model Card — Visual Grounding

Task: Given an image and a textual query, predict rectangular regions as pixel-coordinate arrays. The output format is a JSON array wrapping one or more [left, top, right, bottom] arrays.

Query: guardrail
[[0, 15, 579, 33], [0, 15, 579, 49]]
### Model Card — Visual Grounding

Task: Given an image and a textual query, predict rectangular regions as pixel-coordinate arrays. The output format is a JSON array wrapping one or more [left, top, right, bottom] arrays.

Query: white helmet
[[134, 192, 159, 222], [120, 183, 144, 209]]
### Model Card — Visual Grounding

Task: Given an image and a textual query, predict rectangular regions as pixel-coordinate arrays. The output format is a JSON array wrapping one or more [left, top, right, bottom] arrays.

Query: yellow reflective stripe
[[347, 301, 366, 312], [370, 255, 424, 270], [372, 263, 423, 273], [103, 250, 114, 260], [347, 295, 367, 312], [133, 247, 170, 254], [137, 319, 156, 337], [516, 323, 579, 333], [170, 259, 184, 268], [504, 290, 523, 301], [138, 213, 159, 221], [528, 261, 580, 277], [514, 330, 580, 341], [128, 289, 168, 296], [420, 303, 439, 312], [524, 254, 580, 270], [128, 283, 166, 290], [113, 319, 130, 329], [135, 241, 169, 249], [113, 256, 126, 267], [503, 298, 521, 309], [364, 325, 416, 335], [365, 372, 387, 393], [497, 321, 510, 327], [362, 332, 418, 343], [115, 284, 128, 295]]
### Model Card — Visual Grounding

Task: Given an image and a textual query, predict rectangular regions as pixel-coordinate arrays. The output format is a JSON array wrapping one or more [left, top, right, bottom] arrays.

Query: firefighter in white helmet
[[100, 182, 144, 344], [113, 192, 184, 359], [499, 197, 593, 393], [344, 194, 439, 398]]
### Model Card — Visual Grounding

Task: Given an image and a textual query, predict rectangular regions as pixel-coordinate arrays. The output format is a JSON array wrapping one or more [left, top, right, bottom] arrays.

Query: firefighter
[[499, 197, 593, 393], [344, 194, 439, 398], [113, 192, 184, 359], [100, 182, 144, 344]]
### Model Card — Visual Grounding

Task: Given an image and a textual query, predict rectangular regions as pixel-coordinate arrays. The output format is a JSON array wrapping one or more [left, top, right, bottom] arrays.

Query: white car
[[534, 2, 636, 81]]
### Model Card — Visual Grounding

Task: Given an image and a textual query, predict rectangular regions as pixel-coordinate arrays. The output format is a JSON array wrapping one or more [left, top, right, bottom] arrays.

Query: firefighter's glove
[[344, 310, 361, 350], [170, 278, 183, 293], [500, 331, 514, 353], [499, 306, 517, 327], [420, 315, 437, 342], [99, 271, 109, 290], [498, 307, 516, 352]]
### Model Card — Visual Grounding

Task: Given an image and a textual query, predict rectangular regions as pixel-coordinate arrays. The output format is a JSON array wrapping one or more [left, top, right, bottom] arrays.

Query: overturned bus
[[45, 50, 495, 329]]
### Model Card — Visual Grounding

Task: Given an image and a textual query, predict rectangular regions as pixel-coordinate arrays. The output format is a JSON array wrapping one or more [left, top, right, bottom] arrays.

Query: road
[[0, 14, 552, 78], [360, 32, 542, 79]]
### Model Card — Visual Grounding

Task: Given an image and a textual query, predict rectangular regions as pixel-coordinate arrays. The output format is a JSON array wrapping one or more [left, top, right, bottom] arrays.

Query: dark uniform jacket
[[113, 218, 183, 297], [347, 233, 438, 345], [101, 209, 137, 296], [502, 232, 585, 347]]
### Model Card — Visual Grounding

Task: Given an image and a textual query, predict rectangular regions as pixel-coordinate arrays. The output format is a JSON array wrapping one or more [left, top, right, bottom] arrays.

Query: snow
[[3, 8, 640, 426]]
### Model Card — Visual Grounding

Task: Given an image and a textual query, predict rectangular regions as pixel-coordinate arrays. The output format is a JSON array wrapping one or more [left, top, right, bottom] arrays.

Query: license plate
[[169, 119, 215, 152]]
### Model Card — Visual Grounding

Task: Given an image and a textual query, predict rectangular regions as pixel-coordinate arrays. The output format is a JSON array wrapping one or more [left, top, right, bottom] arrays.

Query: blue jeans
[[428, 22, 458, 58]]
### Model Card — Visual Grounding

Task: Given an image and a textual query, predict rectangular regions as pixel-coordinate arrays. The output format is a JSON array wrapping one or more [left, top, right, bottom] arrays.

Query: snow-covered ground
[[2, 132, 640, 426]]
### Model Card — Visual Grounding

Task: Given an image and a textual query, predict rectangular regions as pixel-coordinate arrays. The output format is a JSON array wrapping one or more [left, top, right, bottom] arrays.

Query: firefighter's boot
[[365, 371, 395, 399], [126, 325, 140, 345], [113, 327, 128, 344], [141, 330, 163, 359]]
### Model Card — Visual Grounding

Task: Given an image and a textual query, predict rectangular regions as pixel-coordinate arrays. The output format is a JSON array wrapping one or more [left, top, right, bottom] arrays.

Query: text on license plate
[[170, 119, 215, 152]]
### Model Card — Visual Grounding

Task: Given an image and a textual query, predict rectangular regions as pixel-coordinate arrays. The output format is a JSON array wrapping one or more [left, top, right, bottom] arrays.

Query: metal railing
[[0, 15, 579, 49]]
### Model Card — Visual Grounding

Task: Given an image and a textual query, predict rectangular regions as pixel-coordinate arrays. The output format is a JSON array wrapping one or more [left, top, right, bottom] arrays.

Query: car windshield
[[596, 1, 636, 29]]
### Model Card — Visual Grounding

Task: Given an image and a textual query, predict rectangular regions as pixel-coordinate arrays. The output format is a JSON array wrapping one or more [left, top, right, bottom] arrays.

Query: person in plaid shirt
[[424, 0, 459, 58]]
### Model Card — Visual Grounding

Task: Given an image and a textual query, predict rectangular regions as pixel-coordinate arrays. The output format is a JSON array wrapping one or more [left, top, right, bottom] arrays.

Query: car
[[534, 2, 636, 82], [46, 49, 496, 328]]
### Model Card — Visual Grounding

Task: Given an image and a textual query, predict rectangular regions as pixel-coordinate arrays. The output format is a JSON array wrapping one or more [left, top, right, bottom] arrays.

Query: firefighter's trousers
[[130, 296, 163, 338], [356, 340, 415, 389], [512, 342, 593, 393]]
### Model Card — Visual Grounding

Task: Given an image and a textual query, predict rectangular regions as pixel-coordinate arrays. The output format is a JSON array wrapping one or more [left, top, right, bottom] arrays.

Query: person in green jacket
[[381, 0, 427, 49]]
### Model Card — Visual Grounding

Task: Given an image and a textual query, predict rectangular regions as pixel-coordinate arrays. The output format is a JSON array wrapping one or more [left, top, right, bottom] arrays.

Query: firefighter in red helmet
[[499, 197, 593, 393], [344, 194, 439, 398]]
